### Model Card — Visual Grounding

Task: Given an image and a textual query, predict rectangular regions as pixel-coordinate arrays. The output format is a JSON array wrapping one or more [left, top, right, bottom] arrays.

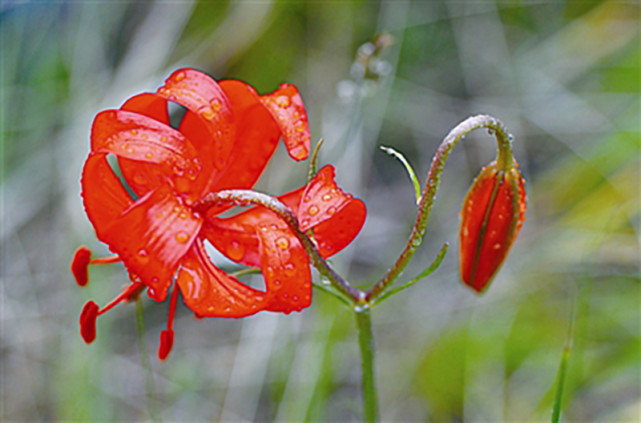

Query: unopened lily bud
[[459, 160, 526, 293]]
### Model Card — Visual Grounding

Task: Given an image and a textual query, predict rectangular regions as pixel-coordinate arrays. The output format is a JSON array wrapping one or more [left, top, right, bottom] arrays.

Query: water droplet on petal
[[276, 237, 290, 250], [144, 152, 154, 160], [211, 99, 222, 111], [138, 249, 149, 263], [322, 194, 331, 201], [228, 241, 245, 261], [293, 295, 299, 302], [175, 232, 189, 244], [130, 129, 138, 135], [174, 71, 185, 82], [274, 279, 281, 286], [493, 243, 502, 250], [327, 207, 336, 215], [303, 196, 311, 202], [275, 96, 290, 107], [308, 205, 319, 216], [201, 108, 215, 120]]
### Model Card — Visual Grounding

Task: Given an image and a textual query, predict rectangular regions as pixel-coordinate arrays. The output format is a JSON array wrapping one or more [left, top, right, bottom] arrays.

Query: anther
[[71, 247, 92, 286], [158, 286, 180, 360], [71, 246, 121, 287], [79, 301, 99, 343]]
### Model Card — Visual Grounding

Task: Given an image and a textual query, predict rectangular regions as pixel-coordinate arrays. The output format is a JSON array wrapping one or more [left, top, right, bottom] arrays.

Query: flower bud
[[459, 161, 526, 293]]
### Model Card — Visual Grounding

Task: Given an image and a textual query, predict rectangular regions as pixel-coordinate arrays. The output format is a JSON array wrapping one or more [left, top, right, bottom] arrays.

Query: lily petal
[[256, 224, 311, 313], [210, 80, 281, 191], [259, 83, 310, 161], [99, 184, 203, 301], [157, 68, 234, 172], [176, 239, 267, 318], [204, 165, 366, 265], [121, 93, 170, 125], [297, 165, 366, 258], [203, 189, 302, 268], [82, 153, 134, 240]]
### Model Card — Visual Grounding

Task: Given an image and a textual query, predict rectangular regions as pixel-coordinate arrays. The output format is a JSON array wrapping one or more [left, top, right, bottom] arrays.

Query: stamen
[[158, 286, 180, 360], [78, 284, 145, 344], [98, 284, 145, 315], [71, 246, 121, 287], [79, 301, 99, 343]]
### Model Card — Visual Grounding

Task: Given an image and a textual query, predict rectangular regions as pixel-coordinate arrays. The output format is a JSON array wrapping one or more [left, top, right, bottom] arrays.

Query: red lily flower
[[72, 68, 366, 359], [459, 161, 526, 293]]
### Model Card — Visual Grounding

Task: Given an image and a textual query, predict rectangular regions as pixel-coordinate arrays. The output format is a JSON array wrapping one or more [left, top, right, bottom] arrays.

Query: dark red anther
[[158, 329, 174, 360], [79, 300, 100, 343], [71, 246, 92, 286]]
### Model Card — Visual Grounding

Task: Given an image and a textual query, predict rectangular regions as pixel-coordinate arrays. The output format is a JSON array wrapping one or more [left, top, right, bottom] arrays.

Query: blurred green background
[[1, 1, 639, 421]]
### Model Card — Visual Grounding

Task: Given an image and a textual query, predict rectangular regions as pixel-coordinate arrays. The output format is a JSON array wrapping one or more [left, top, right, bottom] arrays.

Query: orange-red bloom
[[459, 161, 526, 293], [73, 68, 366, 359]]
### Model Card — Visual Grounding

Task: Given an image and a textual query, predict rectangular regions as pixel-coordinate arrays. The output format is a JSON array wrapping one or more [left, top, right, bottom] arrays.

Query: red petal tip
[[158, 329, 174, 360], [71, 246, 92, 286], [79, 301, 99, 343]]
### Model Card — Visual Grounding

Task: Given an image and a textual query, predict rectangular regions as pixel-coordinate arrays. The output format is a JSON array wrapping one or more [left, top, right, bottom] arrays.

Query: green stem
[[135, 298, 160, 423], [355, 308, 377, 423], [366, 115, 514, 301]]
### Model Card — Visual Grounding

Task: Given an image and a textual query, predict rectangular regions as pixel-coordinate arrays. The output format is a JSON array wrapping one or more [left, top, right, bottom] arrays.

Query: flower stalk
[[366, 114, 517, 301]]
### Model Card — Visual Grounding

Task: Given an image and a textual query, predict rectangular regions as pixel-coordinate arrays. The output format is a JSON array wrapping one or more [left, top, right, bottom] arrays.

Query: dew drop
[[144, 152, 154, 160], [293, 295, 299, 302], [308, 205, 319, 216], [174, 71, 185, 82], [276, 237, 290, 250], [178, 212, 188, 219], [225, 306, 231, 312], [303, 195, 311, 202], [463, 228, 469, 237], [274, 279, 281, 286], [175, 232, 189, 244], [211, 99, 222, 111], [327, 207, 336, 216], [284, 262, 295, 272], [152, 277, 159, 283], [275, 95, 290, 107], [137, 249, 149, 263], [322, 194, 331, 201], [228, 241, 245, 261], [201, 108, 215, 120], [130, 129, 138, 135], [283, 293, 289, 299], [498, 214, 504, 220], [493, 243, 502, 250], [134, 173, 148, 185]]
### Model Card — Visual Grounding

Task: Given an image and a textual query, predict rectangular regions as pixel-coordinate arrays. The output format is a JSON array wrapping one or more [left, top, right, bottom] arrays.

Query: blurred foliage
[[1, 0, 639, 422]]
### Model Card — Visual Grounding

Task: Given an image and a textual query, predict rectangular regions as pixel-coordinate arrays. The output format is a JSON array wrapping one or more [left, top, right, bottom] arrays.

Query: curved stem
[[366, 114, 514, 301], [194, 190, 365, 303], [355, 309, 377, 423], [135, 298, 160, 422]]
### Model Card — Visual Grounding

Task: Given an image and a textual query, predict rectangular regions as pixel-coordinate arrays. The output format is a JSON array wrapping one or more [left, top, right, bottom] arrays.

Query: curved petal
[[210, 80, 281, 191], [297, 165, 367, 257], [259, 83, 310, 161], [204, 165, 366, 265], [91, 109, 206, 201], [203, 188, 303, 268], [121, 93, 170, 125], [81, 153, 134, 240], [98, 184, 203, 301], [176, 239, 267, 318], [256, 224, 311, 313], [157, 68, 234, 173]]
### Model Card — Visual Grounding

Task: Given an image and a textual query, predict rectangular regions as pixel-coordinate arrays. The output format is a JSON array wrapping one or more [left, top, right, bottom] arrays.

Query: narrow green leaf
[[551, 293, 577, 423], [380, 145, 421, 205], [373, 243, 449, 305]]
